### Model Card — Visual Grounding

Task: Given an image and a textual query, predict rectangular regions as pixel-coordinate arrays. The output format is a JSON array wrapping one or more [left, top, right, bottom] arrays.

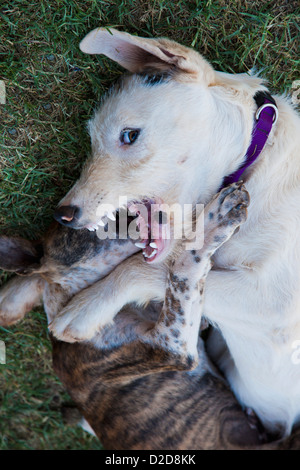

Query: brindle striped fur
[[52, 333, 300, 450], [1, 185, 300, 449]]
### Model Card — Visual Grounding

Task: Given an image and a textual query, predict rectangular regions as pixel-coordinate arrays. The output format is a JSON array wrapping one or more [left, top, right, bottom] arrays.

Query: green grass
[[0, 312, 102, 449], [0, 0, 299, 450]]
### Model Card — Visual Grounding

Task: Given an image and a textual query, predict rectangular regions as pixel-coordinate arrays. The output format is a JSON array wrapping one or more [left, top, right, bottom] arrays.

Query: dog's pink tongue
[[129, 202, 170, 262]]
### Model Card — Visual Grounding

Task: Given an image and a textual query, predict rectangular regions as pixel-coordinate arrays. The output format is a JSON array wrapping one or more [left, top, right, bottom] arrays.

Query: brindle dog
[[0, 184, 299, 449]]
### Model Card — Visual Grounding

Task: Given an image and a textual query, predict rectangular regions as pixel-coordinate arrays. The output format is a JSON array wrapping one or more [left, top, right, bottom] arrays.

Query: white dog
[[49, 29, 300, 436]]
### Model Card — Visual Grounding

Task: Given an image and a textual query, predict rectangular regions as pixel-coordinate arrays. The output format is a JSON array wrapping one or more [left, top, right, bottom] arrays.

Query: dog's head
[[54, 28, 263, 263]]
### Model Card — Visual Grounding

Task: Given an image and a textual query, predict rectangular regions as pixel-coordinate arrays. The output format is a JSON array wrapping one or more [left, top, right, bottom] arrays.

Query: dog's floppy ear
[[80, 28, 215, 84], [0, 236, 43, 274]]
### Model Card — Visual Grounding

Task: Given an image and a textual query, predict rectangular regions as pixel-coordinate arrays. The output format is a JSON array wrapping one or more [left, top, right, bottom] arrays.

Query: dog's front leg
[[139, 254, 211, 370], [140, 182, 250, 369], [49, 254, 167, 343]]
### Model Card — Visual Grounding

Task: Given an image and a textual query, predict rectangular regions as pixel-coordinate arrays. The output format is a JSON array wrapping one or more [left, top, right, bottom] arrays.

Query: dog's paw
[[0, 276, 44, 327], [49, 318, 93, 344], [0, 293, 25, 327], [48, 287, 118, 343], [0, 308, 22, 327], [204, 181, 250, 250], [49, 301, 97, 343], [49, 279, 125, 343]]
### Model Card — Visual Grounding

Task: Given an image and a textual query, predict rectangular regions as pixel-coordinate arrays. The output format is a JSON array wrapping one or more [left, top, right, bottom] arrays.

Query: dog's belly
[[205, 201, 300, 435], [211, 317, 300, 435]]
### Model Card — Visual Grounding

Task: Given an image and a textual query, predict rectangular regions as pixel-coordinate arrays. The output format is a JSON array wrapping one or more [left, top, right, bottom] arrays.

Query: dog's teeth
[[148, 249, 157, 259], [143, 250, 149, 258], [135, 242, 147, 248], [107, 211, 116, 221], [149, 242, 158, 249], [87, 226, 96, 232]]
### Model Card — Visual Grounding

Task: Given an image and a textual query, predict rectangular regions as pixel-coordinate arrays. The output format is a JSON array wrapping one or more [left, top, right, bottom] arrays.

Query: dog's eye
[[120, 129, 140, 145]]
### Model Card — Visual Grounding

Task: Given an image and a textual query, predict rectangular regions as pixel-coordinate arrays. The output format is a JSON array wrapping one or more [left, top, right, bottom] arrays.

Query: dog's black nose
[[53, 205, 81, 227]]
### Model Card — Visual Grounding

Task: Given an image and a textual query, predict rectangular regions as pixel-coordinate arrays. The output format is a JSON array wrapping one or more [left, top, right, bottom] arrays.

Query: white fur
[[205, 96, 300, 435], [56, 29, 300, 435]]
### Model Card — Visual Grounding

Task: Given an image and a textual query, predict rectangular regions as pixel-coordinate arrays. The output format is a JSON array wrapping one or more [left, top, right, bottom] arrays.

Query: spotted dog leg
[[142, 182, 249, 370]]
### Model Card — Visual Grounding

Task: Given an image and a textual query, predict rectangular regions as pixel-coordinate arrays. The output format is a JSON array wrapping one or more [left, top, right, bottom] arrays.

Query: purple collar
[[221, 91, 278, 188]]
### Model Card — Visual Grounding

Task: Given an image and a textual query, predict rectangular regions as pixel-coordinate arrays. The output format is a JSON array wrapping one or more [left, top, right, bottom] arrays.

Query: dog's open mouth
[[85, 198, 171, 263], [128, 199, 171, 263]]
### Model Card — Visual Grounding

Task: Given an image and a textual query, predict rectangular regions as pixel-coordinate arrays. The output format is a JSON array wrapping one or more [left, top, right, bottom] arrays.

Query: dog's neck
[[220, 91, 278, 190], [212, 92, 300, 269], [240, 93, 300, 192], [184, 83, 257, 205], [201, 81, 292, 202]]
